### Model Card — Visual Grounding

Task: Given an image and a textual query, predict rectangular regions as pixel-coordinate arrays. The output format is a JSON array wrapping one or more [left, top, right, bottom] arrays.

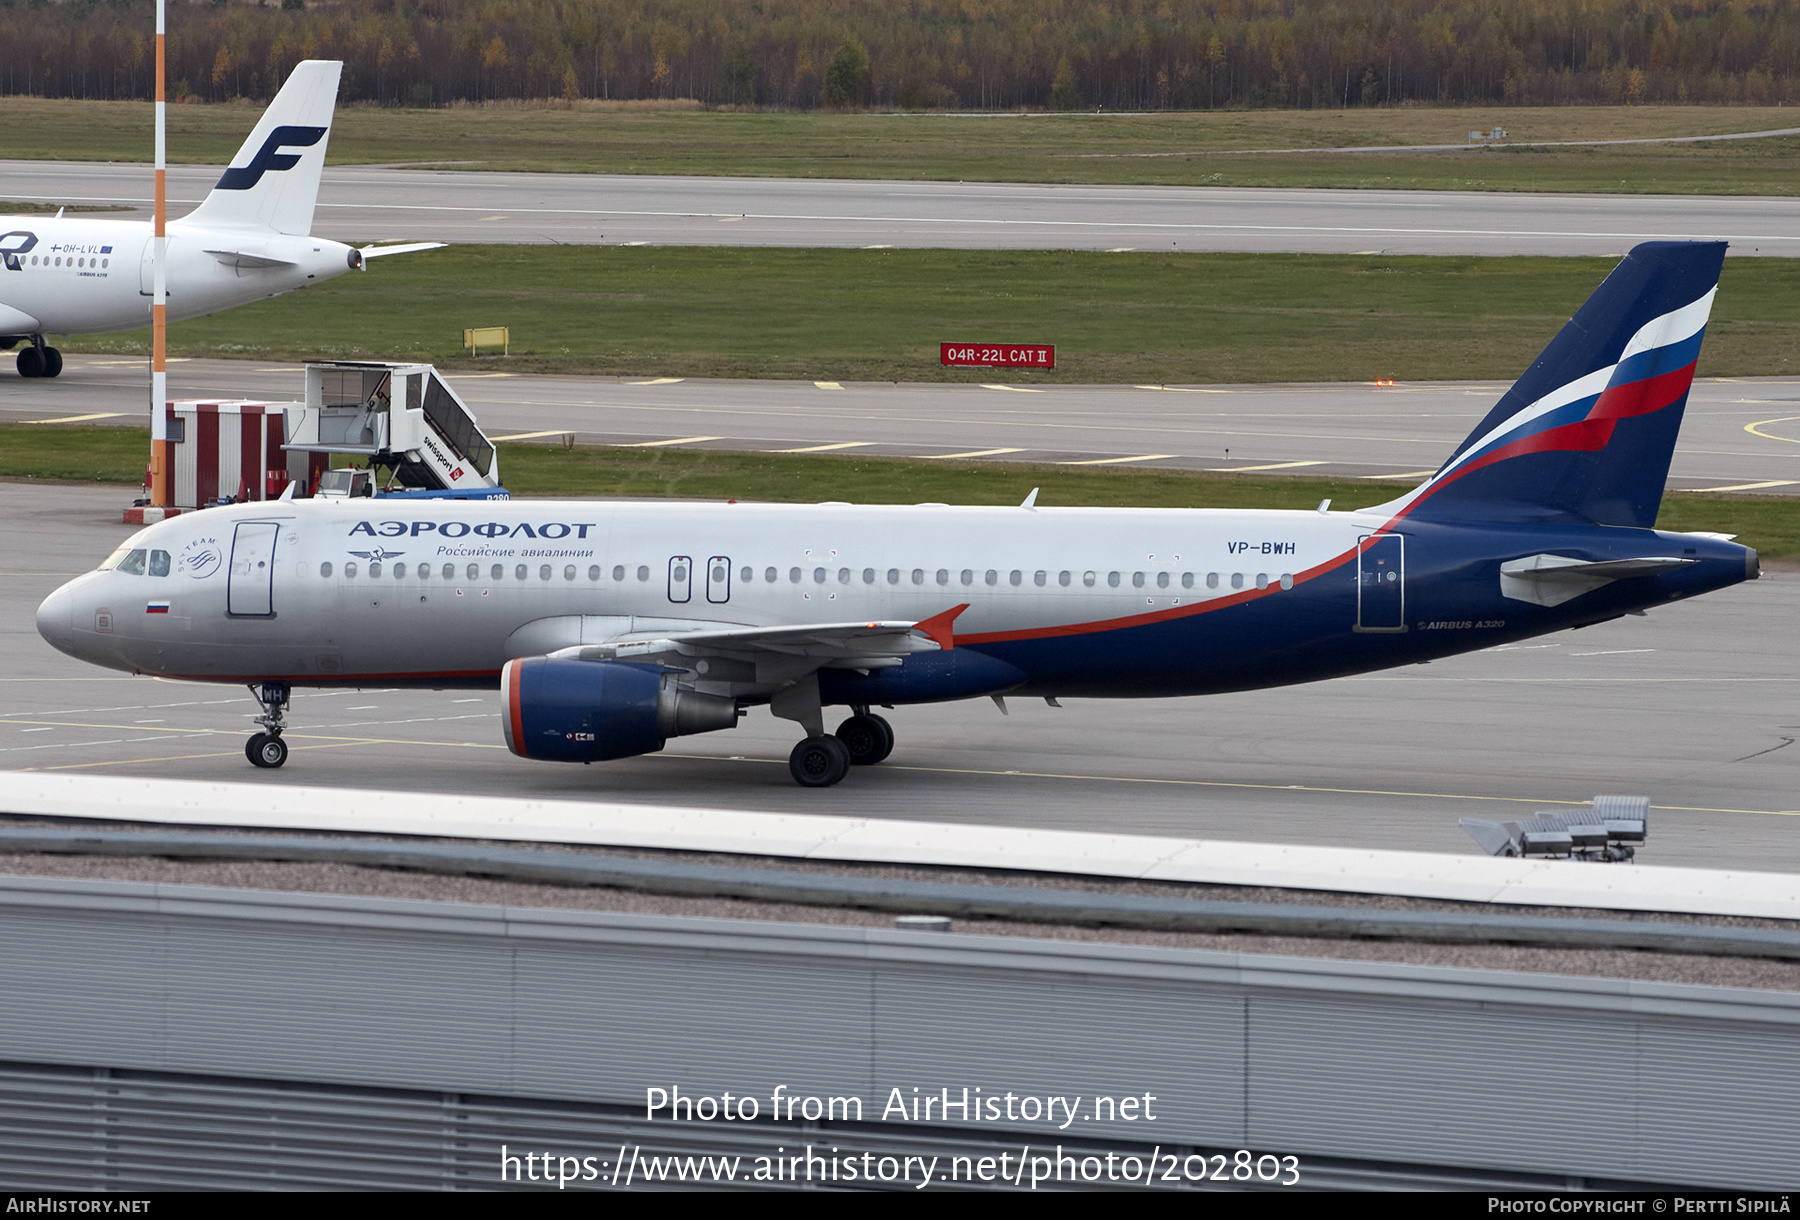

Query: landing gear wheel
[[835, 713, 894, 766], [16, 346, 42, 378], [41, 346, 62, 378], [789, 734, 851, 787], [246, 733, 288, 769]]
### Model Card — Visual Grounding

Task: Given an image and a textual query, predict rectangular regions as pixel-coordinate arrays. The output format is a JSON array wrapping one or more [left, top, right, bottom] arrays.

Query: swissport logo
[[216, 125, 328, 191]]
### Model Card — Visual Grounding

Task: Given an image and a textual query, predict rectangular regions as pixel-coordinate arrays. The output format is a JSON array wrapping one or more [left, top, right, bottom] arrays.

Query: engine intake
[[501, 657, 739, 763]]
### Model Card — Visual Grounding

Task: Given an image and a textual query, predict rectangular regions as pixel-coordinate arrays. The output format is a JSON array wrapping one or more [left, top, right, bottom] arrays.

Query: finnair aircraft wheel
[[15, 346, 42, 378], [789, 735, 851, 787], [41, 346, 62, 378], [246, 733, 288, 769], [836, 714, 894, 766]]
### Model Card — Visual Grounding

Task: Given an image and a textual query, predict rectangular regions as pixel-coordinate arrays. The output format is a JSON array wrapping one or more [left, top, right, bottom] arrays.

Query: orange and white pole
[[149, 0, 170, 506]]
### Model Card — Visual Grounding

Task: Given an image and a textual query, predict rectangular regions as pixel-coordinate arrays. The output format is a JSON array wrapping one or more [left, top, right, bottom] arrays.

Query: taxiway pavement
[[4, 483, 1795, 873], [6, 161, 1797, 255], [7, 357, 1799, 494]]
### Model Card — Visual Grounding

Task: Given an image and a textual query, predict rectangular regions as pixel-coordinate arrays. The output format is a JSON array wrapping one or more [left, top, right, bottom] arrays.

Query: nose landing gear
[[245, 681, 291, 769]]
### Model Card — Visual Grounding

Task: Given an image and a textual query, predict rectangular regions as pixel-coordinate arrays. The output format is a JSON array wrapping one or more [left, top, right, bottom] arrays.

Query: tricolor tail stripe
[[1364, 242, 1725, 530]]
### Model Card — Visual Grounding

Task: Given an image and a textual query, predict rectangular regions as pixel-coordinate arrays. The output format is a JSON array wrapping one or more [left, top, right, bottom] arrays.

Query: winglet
[[912, 603, 969, 651]]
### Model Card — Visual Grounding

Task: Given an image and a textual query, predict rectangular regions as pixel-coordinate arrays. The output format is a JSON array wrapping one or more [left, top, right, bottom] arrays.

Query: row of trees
[[3, 0, 1798, 110]]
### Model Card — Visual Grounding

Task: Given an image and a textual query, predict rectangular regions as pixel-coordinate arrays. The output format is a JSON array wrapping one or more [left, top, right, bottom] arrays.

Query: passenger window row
[[313, 559, 1297, 593], [320, 561, 638, 582], [18, 256, 109, 269], [732, 566, 1296, 592]]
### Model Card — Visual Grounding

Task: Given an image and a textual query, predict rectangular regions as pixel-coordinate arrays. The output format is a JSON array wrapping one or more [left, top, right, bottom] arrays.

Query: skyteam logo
[[216, 125, 328, 191]]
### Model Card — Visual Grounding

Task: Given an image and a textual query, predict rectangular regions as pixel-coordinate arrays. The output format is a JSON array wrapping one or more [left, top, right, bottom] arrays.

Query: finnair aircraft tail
[[1378, 241, 1724, 530], [2, 59, 441, 379], [36, 241, 1759, 787], [181, 59, 341, 236]]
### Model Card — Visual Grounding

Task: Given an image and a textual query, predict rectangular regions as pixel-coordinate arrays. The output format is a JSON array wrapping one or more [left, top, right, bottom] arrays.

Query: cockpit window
[[116, 549, 148, 575], [98, 547, 131, 571], [148, 550, 171, 577]]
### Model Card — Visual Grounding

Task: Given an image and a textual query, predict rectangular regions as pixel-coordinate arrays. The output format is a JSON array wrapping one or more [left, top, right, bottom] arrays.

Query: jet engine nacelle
[[501, 657, 739, 763]]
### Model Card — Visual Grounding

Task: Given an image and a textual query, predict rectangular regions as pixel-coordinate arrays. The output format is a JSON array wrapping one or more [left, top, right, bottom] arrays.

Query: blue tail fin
[[1375, 240, 1725, 529]]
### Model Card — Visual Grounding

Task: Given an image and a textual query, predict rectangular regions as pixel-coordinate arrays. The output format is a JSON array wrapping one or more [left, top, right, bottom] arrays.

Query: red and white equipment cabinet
[[162, 400, 308, 508]]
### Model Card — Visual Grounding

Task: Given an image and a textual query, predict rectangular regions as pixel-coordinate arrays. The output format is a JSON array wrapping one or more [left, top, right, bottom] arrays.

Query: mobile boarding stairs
[[281, 361, 505, 499]]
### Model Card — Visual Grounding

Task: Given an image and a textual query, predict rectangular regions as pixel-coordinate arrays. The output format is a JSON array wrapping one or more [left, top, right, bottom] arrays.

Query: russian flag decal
[[146, 601, 170, 614]]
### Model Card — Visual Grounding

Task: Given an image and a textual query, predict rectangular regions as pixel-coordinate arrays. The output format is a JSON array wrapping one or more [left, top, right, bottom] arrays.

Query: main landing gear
[[15, 337, 63, 379], [786, 706, 895, 788], [245, 681, 290, 769]]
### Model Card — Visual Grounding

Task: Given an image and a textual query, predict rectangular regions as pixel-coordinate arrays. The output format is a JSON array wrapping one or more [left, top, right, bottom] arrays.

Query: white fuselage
[[0, 214, 357, 336], [38, 497, 1376, 691]]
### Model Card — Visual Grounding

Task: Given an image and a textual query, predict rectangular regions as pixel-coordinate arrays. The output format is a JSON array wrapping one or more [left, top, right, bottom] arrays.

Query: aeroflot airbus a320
[[37, 242, 1757, 787]]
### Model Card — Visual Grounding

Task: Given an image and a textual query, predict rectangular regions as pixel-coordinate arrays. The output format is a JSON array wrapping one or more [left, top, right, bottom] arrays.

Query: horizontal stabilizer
[[357, 242, 447, 261], [1499, 553, 1694, 607], [205, 249, 298, 270]]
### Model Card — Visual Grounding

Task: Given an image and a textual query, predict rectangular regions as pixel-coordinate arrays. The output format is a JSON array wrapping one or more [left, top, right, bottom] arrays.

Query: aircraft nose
[[36, 582, 76, 657]]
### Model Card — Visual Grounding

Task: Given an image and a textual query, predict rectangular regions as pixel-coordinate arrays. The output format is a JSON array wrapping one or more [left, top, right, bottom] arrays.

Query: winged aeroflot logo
[[348, 547, 405, 562]]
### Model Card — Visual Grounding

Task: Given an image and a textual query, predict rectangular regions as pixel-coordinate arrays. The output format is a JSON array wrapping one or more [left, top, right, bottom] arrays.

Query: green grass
[[4, 98, 1800, 194], [66, 247, 1800, 383], [10, 424, 1797, 560]]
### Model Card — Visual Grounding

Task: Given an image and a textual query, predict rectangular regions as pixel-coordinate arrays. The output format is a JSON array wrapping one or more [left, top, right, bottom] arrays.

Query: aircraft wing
[[0, 301, 42, 332], [547, 605, 968, 686], [1499, 553, 1695, 608], [560, 619, 941, 667]]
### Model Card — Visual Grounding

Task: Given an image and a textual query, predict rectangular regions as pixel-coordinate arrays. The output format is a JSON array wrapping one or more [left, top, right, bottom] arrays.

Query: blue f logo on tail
[[215, 125, 328, 191]]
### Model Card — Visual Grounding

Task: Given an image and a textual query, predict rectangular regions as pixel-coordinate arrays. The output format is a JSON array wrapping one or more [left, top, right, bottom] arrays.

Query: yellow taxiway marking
[[1206, 460, 1327, 472], [454, 372, 515, 379], [928, 447, 1026, 459], [43, 740, 375, 770], [1057, 454, 1178, 466], [78, 360, 153, 367], [21, 412, 126, 424], [863, 244, 894, 249], [980, 384, 1043, 393], [1106, 247, 1135, 252], [662, 754, 1800, 818], [489, 429, 572, 442], [1744, 414, 1800, 442], [2, 717, 219, 735], [1134, 385, 1232, 393], [1360, 470, 1437, 479], [717, 216, 746, 222], [1685, 479, 1800, 492], [478, 215, 507, 221], [767, 441, 872, 454], [814, 381, 843, 390], [626, 377, 685, 386], [621, 241, 650, 246], [616, 435, 721, 447]]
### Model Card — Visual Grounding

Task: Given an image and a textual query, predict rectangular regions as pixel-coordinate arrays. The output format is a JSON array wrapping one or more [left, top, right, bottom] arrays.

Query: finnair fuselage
[[36, 496, 1754, 700], [0, 214, 358, 335]]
